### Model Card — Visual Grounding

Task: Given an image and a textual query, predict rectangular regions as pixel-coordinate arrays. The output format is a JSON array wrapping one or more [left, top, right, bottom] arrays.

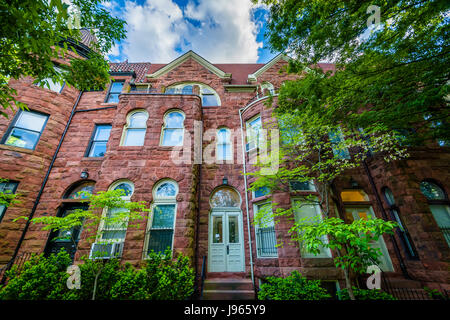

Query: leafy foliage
[[255, 0, 449, 145], [0, 178, 20, 210], [0, 249, 195, 300], [15, 189, 150, 249], [338, 287, 396, 300], [258, 271, 331, 300], [0, 0, 126, 116], [0, 250, 72, 300], [291, 216, 397, 274]]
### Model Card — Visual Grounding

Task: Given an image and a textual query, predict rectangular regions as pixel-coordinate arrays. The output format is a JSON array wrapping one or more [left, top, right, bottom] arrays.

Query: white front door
[[209, 210, 244, 272], [345, 206, 394, 272]]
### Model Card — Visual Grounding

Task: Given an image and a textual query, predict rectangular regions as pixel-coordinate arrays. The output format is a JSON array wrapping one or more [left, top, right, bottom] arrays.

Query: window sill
[[250, 195, 271, 204], [100, 102, 118, 107], [0, 144, 34, 154], [256, 256, 278, 259], [81, 157, 105, 161]]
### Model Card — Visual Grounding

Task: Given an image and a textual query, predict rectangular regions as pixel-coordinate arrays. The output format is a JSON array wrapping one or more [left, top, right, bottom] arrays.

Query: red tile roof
[[109, 61, 336, 84], [109, 62, 152, 83]]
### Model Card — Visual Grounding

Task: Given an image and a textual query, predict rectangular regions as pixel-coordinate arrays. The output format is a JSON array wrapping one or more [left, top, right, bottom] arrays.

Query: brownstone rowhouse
[[0, 47, 449, 295]]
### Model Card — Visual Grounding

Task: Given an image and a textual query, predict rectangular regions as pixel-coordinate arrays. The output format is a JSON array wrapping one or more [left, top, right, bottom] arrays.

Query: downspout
[[10, 91, 84, 262], [239, 107, 255, 289], [238, 94, 279, 291], [362, 159, 411, 279], [194, 97, 203, 295]]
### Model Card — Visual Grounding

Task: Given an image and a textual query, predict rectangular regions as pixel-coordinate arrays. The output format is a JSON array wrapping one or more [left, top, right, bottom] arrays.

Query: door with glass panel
[[345, 206, 394, 271], [44, 204, 87, 261], [209, 210, 244, 272]]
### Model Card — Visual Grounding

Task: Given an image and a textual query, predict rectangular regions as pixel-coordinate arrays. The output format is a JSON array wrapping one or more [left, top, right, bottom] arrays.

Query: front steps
[[201, 278, 255, 300]]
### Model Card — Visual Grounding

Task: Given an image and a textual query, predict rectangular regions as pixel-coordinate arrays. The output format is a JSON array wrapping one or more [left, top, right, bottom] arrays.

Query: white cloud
[[107, 0, 264, 63]]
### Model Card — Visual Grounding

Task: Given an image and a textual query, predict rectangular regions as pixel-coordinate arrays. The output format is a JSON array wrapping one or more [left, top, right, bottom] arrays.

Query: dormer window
[[166, 83, 221, 106]]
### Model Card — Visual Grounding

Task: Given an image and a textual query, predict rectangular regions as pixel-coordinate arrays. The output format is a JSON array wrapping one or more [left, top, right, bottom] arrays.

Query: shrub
[[0, 249, 195, 300], [0, 250, 72, 300], [338, 287, 396, 300], [258, 271, 331, 300]]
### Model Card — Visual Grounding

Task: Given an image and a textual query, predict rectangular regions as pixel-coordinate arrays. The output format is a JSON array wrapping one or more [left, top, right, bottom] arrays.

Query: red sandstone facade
[[0, 49, 449, 295]]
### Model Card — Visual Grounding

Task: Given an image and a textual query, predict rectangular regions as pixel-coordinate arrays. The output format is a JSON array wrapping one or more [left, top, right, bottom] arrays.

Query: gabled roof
[[145, 50, 232, 81], [247, 53, 290, 83]]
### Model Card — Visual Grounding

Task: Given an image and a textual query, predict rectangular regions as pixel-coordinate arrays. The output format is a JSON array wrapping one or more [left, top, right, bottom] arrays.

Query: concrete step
[[202, 289, 255, 300], [204, 279, 253, 291], [202, 278, 255, 300]]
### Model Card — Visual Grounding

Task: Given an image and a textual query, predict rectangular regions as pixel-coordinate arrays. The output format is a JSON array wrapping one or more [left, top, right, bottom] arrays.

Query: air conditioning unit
[[89, 242, 124, 260]]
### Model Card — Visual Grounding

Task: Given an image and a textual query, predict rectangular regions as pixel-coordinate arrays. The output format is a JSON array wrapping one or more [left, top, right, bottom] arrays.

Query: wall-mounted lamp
[[80, 170, 89, 179], [222, 177, 228, 185]]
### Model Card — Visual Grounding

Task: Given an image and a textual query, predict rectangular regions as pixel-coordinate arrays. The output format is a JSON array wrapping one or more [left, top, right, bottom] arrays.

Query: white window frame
[[97, 180, 134, 244], [40, 65, 65, 93], [160, 110, 185, 147], [216, 127, 233, 161], [120, 110, 148, 146], [253, 201, 278, 258], [166, 82, 221, 106], [144, 179, 178, 258], [245, 114, 262, 152], [260, 82, 275, 95], [292, 197, 332, 258]]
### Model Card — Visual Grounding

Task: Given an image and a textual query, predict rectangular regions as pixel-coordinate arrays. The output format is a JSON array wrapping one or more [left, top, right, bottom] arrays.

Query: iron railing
[[147, 229, 173, 255], [0, 252, 33, 285], [364, 271, 450, 300], [256, 226, 277, 257], [200, 255, 207, 300], [441, 227, 450, 247]]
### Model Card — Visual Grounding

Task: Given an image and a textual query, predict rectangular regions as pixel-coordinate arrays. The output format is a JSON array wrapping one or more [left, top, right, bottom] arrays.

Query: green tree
[[0, 0, 126, 116], [14, 189, 150, 300], [254, 0, 449, 145], [248, 108, 403, 300]]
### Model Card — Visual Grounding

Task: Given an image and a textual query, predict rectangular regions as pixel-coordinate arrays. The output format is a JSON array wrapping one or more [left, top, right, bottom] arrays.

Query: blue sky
[[102, 0, 276, 64]]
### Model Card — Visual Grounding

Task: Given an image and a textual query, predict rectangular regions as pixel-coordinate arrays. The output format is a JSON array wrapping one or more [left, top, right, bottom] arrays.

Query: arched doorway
[[44, 181, 95, 261], [208, 186, 244, 272]]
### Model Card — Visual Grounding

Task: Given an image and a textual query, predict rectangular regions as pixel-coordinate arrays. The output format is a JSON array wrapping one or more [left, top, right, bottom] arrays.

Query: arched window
[[210, 187, 241, 208], [260, 82, 275, 95], [160, 110, 185, 146], [121, 110, 148, 146], [382, 187, 418, 259], [145, 179, 178, 256], [420, 180, 450, 247], [216, 127, 232, 161], [99, 180, 134, 242], [64, 181, 95, 199], [166, 83, 221, 106]]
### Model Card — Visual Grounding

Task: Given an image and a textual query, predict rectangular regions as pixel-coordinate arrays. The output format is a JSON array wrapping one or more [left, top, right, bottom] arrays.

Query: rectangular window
[[293, 199, 332, 258], [40, 66, 65, 93], [86, 124, 112, 157], [105, 81, 124, 103], [328, 129, 350, 159], [99, 207, 129, 242], [253, 186, 270, 198], [0, 181, 18, 223], [1, 110, 49, 150], [147, 204, 176, 255], [246, 115, 262, 152], [254, 202, 277, 258], [289, 180, 316, 192]]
